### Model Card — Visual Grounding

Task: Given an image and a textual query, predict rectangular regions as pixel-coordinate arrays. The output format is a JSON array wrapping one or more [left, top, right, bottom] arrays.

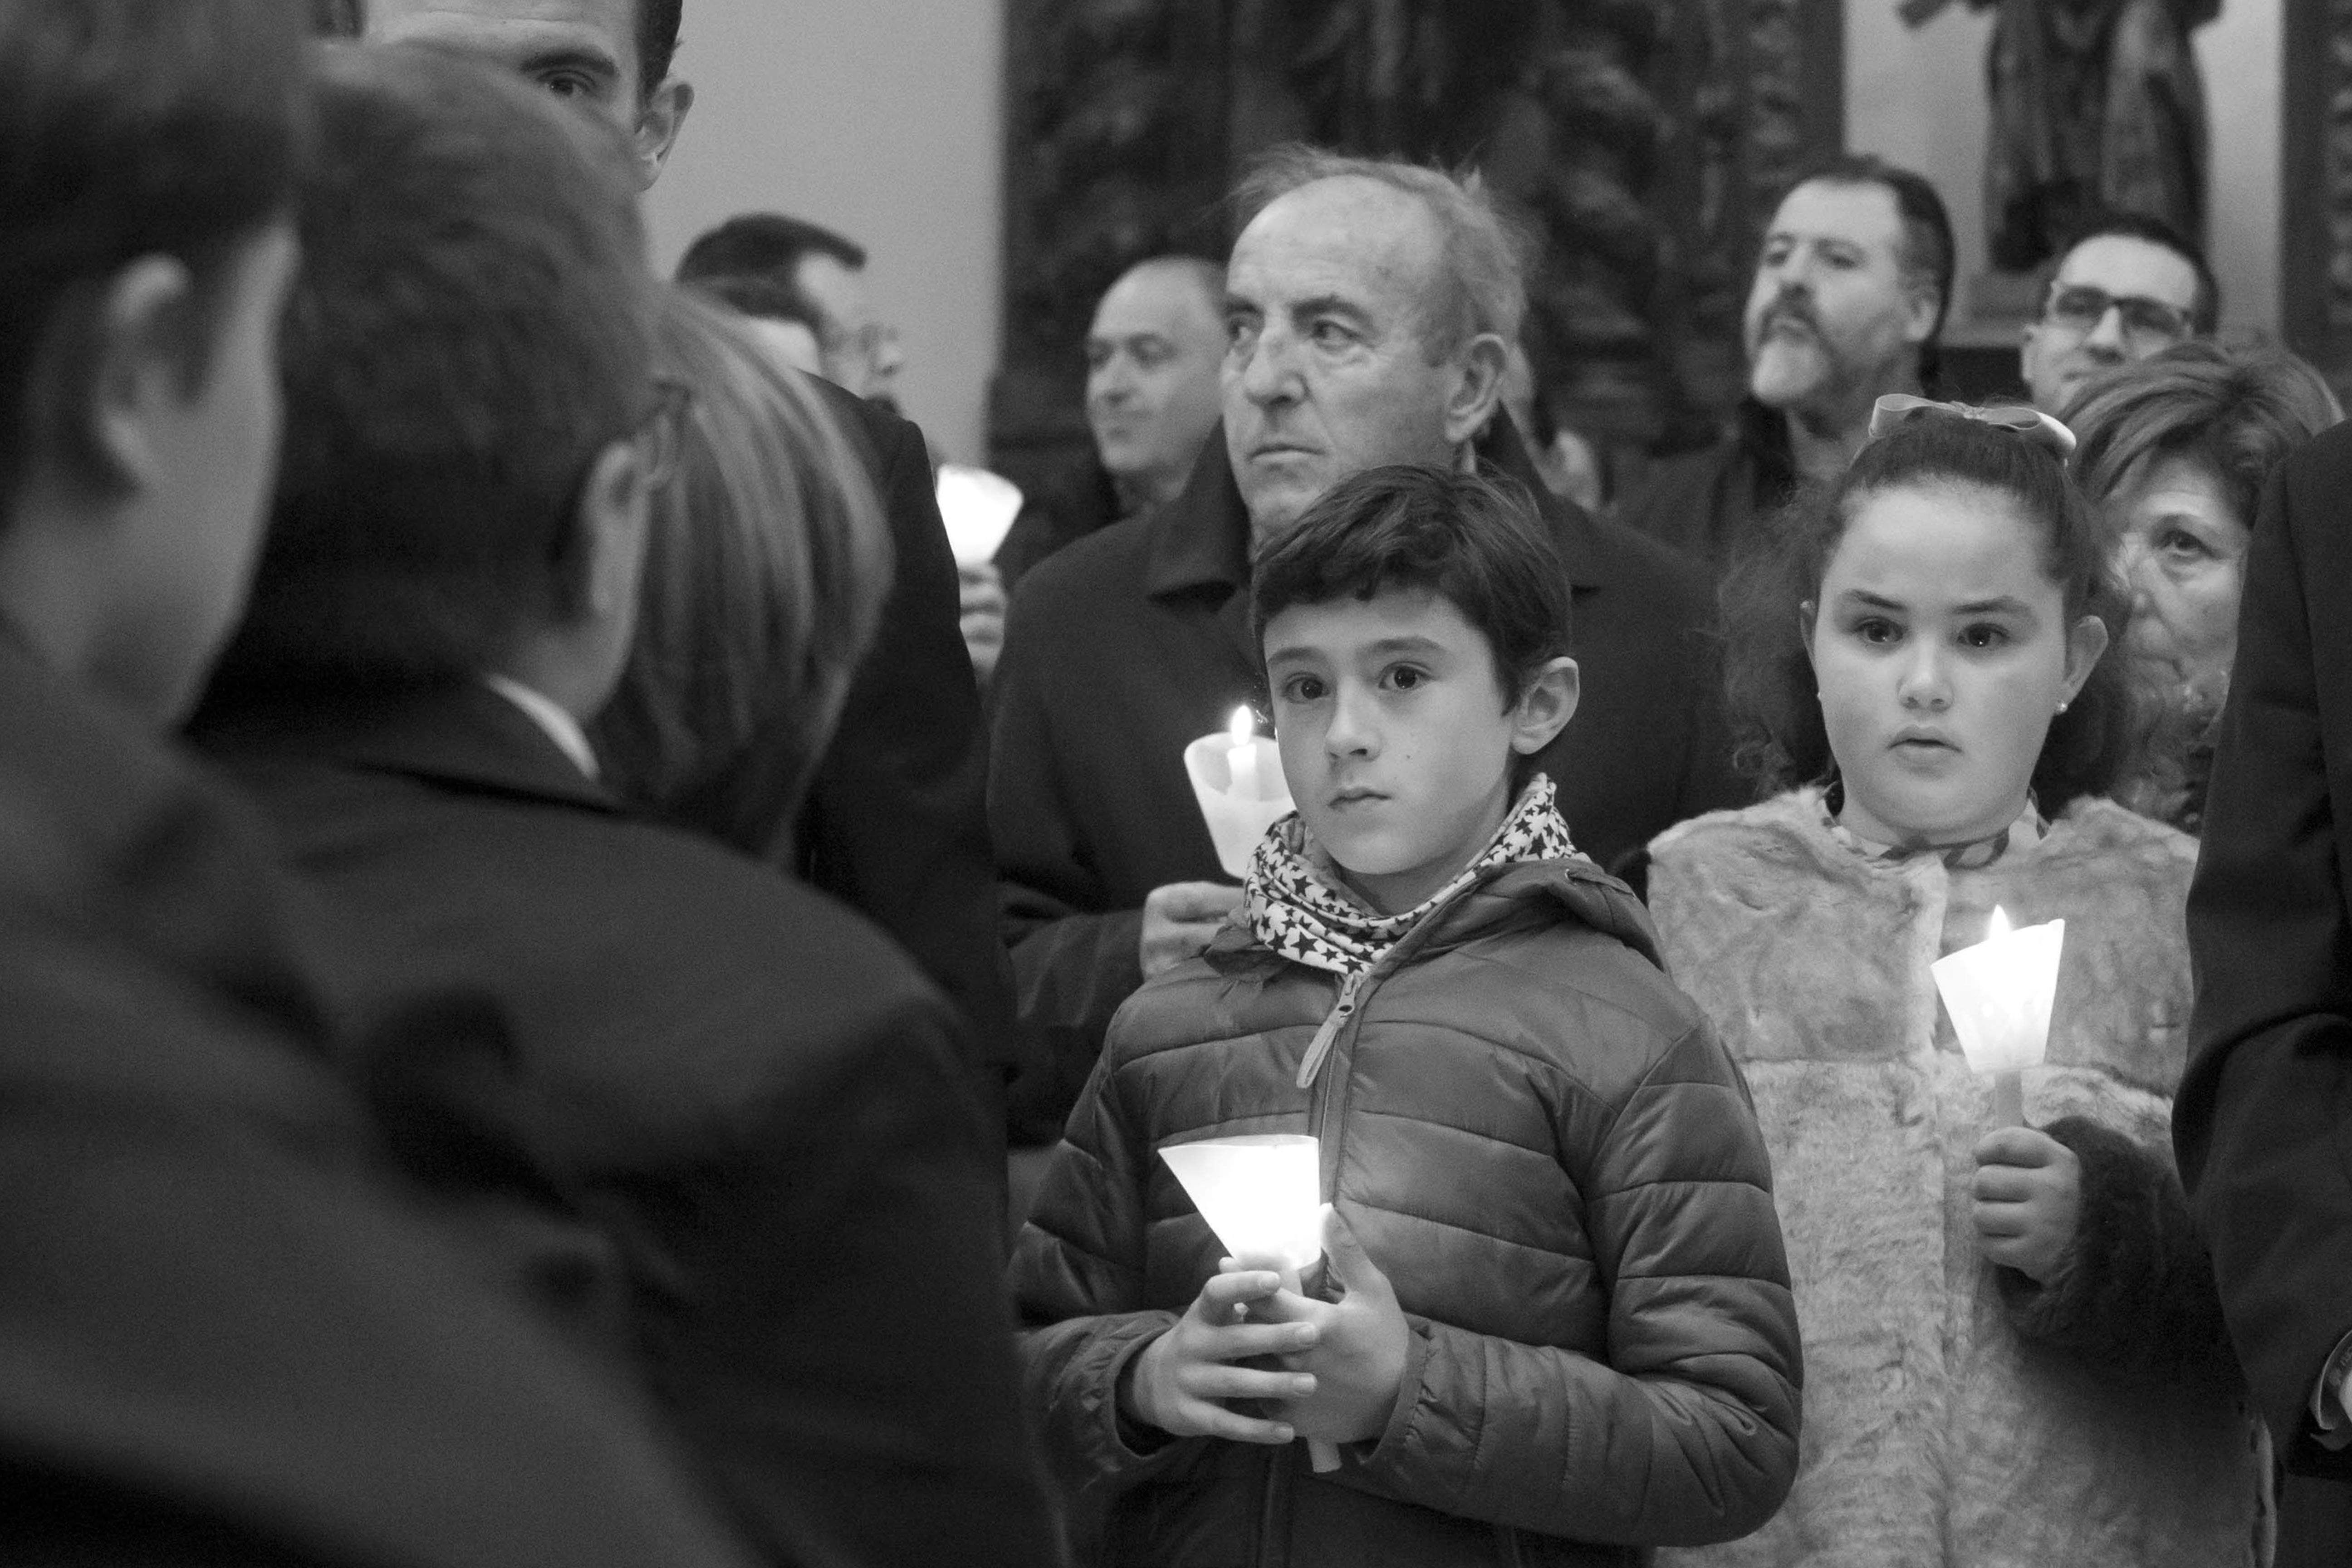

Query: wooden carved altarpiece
[[991, 0, 1845, 489], [2284, 0, 2352, 394]]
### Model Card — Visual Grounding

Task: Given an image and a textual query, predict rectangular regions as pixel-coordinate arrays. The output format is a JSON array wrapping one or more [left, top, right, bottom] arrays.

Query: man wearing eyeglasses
[[2020, 212, 2217, 418]]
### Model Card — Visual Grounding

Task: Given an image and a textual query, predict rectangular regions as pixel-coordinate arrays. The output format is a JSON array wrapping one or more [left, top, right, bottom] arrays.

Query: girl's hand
[[1970, 1127, 2082, 1284]]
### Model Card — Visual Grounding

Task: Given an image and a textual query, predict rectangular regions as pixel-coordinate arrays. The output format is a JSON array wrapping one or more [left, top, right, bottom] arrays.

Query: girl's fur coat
[[1646, 790, 2264, 1568]]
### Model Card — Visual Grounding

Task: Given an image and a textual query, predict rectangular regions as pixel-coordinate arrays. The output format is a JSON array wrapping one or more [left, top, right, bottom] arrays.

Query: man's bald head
[[1086, 255, 1228, 511]]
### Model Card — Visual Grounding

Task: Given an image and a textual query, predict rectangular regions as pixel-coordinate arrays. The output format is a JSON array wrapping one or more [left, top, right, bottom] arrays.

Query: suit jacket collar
[[202, 679, 619, 816], [1145, 416, 1611, 605]]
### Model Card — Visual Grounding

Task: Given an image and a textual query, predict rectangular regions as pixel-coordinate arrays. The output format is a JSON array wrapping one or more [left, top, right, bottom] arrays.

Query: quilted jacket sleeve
[[1009, 1048, 1197, 1514], [1347, 1019, 1803, 1546]]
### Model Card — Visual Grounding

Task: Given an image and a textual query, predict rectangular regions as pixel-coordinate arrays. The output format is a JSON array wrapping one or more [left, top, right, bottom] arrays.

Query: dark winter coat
[[1012, 855, 1802, 1567]]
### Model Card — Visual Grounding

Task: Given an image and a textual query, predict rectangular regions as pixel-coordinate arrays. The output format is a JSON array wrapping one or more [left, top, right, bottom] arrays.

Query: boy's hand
[[1257, 1208, 1410, 1446], [1140, 882, 1244, 979], [1971, 1126, 2082, 1284], [1121, 1269, 1320, 1444]]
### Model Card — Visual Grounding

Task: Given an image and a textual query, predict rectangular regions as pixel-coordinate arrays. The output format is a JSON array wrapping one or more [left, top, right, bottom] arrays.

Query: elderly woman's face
[[2111, 455, 2248, 711]]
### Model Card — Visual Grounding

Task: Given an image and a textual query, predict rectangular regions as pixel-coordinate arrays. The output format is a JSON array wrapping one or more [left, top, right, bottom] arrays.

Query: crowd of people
[[10, 2, 2352, 1566]]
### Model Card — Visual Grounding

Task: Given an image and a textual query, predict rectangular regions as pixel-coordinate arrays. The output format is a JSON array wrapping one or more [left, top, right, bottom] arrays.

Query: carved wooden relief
[[2283, 0, 2352, 386], [992, 0, 1847, 484]]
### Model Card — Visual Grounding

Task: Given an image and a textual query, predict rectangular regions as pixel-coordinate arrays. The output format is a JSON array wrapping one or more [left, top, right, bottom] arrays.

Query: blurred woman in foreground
[[592, 286, 892, 854]]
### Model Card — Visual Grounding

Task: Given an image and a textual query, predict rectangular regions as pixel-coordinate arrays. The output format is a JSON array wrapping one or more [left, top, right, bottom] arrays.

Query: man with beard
[[1621, 156, 1953, 567]]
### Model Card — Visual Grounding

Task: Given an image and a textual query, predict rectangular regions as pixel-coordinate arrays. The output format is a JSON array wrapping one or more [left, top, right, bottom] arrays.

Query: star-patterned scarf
[[1243, 774, 1578, 980]]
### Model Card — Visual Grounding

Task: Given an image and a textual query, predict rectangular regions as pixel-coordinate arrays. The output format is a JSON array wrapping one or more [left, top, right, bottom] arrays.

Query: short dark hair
[[207, 43, 652, 695], [1722, 413, 2136, 814], [676, 212, 867, 288], [637, 0, 681, 93], [0, 0, 308, 511], [1783, 154, 1955, 392], [1251, 465, 1573, 709], [686, 274, 824, 337], [2053, 210, 2221, 335]]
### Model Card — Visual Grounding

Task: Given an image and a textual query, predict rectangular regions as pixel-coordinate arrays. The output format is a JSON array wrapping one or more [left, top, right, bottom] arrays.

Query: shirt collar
[[482, 674, 598, 780]]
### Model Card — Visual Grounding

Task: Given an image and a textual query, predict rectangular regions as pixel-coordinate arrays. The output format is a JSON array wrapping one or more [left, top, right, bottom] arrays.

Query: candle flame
[[1986, 906, 2012, 941], [1228, 706, 1254, 747]]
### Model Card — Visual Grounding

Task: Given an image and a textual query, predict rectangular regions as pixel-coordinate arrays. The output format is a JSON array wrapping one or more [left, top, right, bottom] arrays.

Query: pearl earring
[[2056, 700, 2070, 715]]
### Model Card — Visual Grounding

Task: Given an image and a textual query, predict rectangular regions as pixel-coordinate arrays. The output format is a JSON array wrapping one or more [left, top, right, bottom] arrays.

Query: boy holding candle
[[1639, 405, 2262, 1567], [1013, 466, 1802, 1567]]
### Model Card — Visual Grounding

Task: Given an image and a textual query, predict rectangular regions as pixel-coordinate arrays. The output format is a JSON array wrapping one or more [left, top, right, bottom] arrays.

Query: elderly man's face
[[366, 0, 690, 189], [1086, 263, 1226, 506], [1743, 179, 1933, 419], [1222, 177, 1470, 539]]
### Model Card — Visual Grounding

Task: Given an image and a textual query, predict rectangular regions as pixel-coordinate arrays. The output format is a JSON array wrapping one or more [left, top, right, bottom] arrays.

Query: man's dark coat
[[989, 422, 1746, 1132], [2177, 420, 2352, 1480], [799, 380, 1019, 1072], [201, 682, 1062, 1568], [1615, 398, 1796, 568], [0, 641, 754, 1568]]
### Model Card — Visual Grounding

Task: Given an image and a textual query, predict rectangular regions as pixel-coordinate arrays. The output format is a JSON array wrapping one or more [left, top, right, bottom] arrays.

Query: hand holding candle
[[1184, 707, 1294, 878], [1931, 906, 2065, 1126], [1160, 1134, 1342, 1471]]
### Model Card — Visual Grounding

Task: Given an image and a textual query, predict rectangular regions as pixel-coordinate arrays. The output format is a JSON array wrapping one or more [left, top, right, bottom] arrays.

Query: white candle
[[1159, 1134, 1338, 1472], [1227, 707, 1260, 800], [1930, 905, 2066, 1127]]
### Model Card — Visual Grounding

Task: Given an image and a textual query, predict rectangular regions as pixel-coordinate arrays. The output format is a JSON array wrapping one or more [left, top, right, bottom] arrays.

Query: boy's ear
[[568, 435, 656, 624], [69, 254, 204, 499], [1798, 599, 1819, 673], [1509, 655, 1579, 755]]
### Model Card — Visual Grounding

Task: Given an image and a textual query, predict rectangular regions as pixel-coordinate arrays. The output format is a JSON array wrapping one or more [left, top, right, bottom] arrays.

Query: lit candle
[[1159, 1133, 1339, 1472], [1929, 905, 2066, 1127], [1183, 709, 1295, 878], [1227, 706, 1261, 800]]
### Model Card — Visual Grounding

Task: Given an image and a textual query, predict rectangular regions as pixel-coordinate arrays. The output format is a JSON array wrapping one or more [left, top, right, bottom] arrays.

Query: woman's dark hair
[[1250, 465, 1573, 706], [1721, 412, 2137, 815]]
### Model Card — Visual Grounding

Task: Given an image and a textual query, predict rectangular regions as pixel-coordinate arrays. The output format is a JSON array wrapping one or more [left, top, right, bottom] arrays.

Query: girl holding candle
[[1641, 406, 2264, 1567]]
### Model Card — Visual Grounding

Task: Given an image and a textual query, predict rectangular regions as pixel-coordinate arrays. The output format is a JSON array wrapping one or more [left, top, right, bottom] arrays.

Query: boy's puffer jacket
[[1012, 857, 1803, 1568]]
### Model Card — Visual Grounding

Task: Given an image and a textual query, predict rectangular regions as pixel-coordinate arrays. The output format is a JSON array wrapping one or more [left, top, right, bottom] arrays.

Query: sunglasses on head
[[1867, 393, 2078, 461], [2042, 282, 2194, 350]]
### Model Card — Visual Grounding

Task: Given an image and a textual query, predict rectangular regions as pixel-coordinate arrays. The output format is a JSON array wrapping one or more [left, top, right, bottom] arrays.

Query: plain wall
[[645, 0, 1004, 463], [1847, 0, 2281, 342]]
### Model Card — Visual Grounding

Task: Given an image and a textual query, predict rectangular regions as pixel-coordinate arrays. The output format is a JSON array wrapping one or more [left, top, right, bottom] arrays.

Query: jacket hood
[[1423, 856, 1666, 971]]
